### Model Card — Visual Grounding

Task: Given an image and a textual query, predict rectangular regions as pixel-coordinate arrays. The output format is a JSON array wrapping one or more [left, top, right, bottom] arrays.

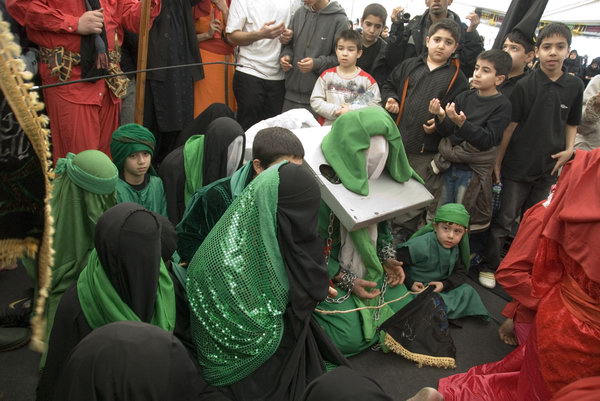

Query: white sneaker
[[479, 271, 496, 289]]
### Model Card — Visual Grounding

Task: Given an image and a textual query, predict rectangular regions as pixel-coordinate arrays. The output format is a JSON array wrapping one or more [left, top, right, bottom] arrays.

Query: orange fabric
[[194, 12, 233, 55], [193, 49, 236, 116]]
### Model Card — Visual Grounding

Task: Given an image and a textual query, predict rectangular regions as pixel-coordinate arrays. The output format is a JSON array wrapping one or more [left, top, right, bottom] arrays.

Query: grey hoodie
[[280, 1, 348, 105]]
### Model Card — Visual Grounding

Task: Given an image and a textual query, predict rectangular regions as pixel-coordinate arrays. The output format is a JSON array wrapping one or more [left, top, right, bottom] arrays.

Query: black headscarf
[[156, 213, 177, 263], [301, 366, 393, 401], [95, 203, 161, 323], [158, 117, 245, 224], [277, 163, 329, 317], [202, 117, 245, 185], [52, 321, 225, 401], [174, 103, 235, 149]]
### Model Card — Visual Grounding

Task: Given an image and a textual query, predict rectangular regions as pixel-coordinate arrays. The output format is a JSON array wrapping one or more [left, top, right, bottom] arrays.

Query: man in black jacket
[[378, 1, 483, 80]]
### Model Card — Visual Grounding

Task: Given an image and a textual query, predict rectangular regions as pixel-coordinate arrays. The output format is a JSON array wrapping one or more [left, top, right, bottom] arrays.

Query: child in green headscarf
[[110, 124, 167, 217], [396, 203, 490, 320]]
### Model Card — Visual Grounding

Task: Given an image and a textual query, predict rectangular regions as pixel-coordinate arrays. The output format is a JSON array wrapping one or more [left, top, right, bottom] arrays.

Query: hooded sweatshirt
[[280, 1, 347, 105]]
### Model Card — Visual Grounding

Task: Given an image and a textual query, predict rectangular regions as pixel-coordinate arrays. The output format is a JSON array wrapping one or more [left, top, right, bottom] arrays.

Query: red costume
[[439, 149, 600, 401], [7, 0, 161, 162]]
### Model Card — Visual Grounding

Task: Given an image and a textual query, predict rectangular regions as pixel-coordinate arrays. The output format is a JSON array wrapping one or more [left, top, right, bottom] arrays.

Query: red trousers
[[43, 86, 120, 164]]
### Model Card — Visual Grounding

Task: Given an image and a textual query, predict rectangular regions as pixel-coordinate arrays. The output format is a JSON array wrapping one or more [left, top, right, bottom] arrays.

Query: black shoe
[[0, 293, 32, 327]]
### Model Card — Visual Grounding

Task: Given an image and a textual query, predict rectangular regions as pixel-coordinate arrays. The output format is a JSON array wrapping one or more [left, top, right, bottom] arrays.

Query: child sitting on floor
[[110, 124, 167, 217], [396, 203, 489, 320]]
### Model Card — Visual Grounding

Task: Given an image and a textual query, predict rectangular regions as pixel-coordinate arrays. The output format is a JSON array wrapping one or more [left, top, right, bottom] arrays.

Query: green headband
[[110, 123, 156, 172], [55, 151, 118, 195], [433, 203, 470, 228]]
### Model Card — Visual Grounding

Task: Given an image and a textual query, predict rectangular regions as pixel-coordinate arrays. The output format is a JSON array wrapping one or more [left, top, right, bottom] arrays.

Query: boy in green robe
[[110, 124, 167, 217], [176, 127, 305, 265], [397, 203, 489, 320]]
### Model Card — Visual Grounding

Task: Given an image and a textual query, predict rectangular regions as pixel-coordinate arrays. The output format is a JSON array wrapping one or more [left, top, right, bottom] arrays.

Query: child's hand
[[334, 104, 350, 117], [493, 163, 501, 184], [423, 118, 436, 134], [258, 20, 285, 39], [383, 258, 405, 286], [411, 282, 425, 292], [385, 98, 399, 114], [297, 57, 314, 73], [352, 278, 381, 299], [327, 286, 338, 298], [429, 281, 444, 293], [428, 98, 445, 118], [445, 102, 466, 127], [280, 55, 292, 71], [551, 149, 575, 175]]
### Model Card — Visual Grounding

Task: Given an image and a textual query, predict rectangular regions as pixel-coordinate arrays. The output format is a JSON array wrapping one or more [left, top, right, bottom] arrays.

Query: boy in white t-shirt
[[310, 29, 381, 125], [226, 0, 300, 130]]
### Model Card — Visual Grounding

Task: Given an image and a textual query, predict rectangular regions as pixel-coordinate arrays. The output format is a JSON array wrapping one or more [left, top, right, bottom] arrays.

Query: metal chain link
[[324, 211, 355, 304], [373, 273, 389, 322]]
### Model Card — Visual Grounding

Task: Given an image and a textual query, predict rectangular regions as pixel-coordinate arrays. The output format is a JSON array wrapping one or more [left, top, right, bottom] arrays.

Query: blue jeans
[[439, 165, 473, 205]]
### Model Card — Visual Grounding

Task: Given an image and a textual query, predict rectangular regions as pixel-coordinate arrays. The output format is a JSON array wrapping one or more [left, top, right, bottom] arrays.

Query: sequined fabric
[[186, 166, 289, 386]]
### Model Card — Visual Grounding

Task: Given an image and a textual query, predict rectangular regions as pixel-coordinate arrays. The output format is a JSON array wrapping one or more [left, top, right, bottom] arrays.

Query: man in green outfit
[[110, 124, 168, 216], [176, 127, 305, 265]]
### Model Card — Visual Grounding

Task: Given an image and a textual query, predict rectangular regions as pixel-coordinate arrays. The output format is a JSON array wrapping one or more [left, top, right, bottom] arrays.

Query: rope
[[314, 285, 430, 315]]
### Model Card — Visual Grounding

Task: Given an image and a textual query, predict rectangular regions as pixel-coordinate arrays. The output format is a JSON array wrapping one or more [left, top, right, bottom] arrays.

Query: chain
[[324, 211, 356, 304], [373, 273, 389, 322]]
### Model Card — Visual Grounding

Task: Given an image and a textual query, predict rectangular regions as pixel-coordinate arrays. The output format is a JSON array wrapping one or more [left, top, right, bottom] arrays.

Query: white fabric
[[226, 136, 244, 176], [339, 136, 389, 279], [226, 0, 300, 80], [574, 75, 600, 151], [243, 108, 320, 161]]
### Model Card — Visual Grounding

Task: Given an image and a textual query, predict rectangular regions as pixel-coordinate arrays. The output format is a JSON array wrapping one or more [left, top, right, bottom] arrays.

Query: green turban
[[110, 124, 156, 173], [321, 107, 423, 196], [411, 203, 471, 270]]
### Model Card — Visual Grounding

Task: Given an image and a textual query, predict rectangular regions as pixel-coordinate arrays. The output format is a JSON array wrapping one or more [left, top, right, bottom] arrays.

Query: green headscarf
[[77, 249, 176, 331], [183, 134, 205, 206], [411, 203, 471, 270], [321, 106, 423, 196], [186, 163, 288, 386], [110, 123, 157, 174], [42, 150, 118, 367]]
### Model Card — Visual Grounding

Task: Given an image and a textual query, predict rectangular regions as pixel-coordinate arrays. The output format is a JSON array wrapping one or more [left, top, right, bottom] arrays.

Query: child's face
[[502, 38, 533, 73], [425, 29, 458, 64], [361, 15, 384, 45], [433, 221, 465, 249], [336, 38, 362, 69], [124, 151, 151, 179], [536, 34, 570, 74], [472, 59, 504, 91]]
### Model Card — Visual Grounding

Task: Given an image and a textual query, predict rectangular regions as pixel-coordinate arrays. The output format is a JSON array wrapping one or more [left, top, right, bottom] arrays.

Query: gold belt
[[39, 47, 129, 99]]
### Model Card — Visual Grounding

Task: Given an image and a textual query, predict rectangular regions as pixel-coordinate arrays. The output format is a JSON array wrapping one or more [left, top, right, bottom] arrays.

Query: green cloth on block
[[321, 106, 423, 197]]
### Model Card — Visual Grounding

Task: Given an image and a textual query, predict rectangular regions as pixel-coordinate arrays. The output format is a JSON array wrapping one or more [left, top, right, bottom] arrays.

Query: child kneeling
[[396, 203, 489, 320]]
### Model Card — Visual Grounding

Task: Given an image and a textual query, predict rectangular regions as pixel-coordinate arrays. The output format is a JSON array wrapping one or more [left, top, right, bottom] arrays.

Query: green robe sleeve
[[176, 180, 233, 264]]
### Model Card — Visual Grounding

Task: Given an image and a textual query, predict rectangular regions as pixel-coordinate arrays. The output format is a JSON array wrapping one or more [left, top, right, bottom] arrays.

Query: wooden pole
[[134, 0, 152, 124]]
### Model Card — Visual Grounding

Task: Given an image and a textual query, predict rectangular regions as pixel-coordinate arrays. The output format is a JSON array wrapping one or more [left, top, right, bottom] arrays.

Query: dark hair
[[335, 29, 363, 51], [477, 49, 513, 78], [537, 22, 572, 46], [504, 30, 535, 53], [252, 127, 305, 169], [361, 3, 387, 24], [428, 19, 461, 43]]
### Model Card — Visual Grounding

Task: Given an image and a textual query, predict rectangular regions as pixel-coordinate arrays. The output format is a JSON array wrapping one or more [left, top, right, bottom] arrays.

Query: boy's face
[[123, 150, 151, 179], [502, 38, 534, 73], [336, 38, 362, 69], [303, 0, 327, 9], [425, 29, 458, 64], [472, 59, 504, 91], [361, 14, 384, 46], [536, 34, 570, 74], [433, 221, 465, 249]]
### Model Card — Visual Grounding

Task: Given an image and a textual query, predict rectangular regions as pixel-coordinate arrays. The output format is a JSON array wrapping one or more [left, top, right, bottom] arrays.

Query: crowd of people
[[1, 0, 600, 400]]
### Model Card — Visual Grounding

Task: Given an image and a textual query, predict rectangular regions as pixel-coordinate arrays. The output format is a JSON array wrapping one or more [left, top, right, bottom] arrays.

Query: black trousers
[[482, 175, 556, 270], [233, 70, 285, 131]]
